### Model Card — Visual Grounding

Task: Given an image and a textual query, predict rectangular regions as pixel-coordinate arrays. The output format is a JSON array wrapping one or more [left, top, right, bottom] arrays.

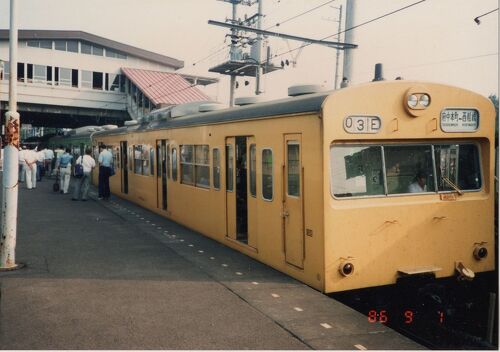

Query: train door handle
[[282, 211, 289, 218]]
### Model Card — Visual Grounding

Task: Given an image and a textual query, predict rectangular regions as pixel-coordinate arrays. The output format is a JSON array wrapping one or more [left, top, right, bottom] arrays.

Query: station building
[[0, 30, 218, 134]]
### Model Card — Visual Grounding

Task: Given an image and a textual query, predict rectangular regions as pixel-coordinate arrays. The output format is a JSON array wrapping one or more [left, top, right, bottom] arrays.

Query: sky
[[0, 0, 498, 105]]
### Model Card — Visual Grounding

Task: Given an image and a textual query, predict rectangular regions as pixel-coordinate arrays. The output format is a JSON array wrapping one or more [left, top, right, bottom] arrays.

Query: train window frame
[[172, 147, 178, 182], [249, 144, 257, 197], [213, 148, 221, 191], [194, 145, 210, 189], [261, 148, 274, 202], [330, 141, 484, 200], [180, 145, 195, 186]]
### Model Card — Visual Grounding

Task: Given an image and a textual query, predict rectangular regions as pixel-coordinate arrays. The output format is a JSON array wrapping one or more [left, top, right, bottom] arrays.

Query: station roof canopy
[[0, 29, 184, 69], [122, 67, 211, 106]]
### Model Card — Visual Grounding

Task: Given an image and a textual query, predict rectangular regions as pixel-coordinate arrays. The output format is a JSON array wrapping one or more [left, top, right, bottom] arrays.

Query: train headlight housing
[[407, 94, 419, 108], [339, 261, 355, 276], [473, 245, 488, 260], [404, 86, 431, 117], [419, 94, 431, 107]]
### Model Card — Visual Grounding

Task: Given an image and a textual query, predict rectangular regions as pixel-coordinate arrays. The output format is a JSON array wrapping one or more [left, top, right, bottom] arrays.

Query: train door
[[120, 141, 128, 194], [156, 139, 168, 210], [226, 136, 256, 248], [283, 134, 304, 269], [225, 137, 236, 239]]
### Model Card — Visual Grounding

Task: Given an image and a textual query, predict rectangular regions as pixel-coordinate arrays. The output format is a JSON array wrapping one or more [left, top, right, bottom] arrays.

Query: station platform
[[0, 175, 423, 350]]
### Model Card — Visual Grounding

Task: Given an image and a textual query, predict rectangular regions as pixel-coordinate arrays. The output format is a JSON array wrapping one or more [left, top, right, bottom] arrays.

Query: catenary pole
[[0, 0, 21, 270], [255, 0, 263, 95], [229, 1, 238, 107], [342, 0, 356, 85]]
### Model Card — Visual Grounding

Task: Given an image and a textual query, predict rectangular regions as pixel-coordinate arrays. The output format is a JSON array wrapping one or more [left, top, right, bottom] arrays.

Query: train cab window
[[434, 144, 481, 191], [213, 148, 221, 190], [384, 145, 435, 194], [262, 149, 273, 201], [330, 146, 385, 198], [180, 145, 194, 185], [249, 144, 256, 197], [195, 145, 210, 188], [172, 148, 178, 181]]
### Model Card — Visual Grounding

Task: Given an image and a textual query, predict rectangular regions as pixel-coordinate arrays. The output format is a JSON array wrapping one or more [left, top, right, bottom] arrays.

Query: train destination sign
[[343, 115, 381, 134], [440, 108, 479, 132]]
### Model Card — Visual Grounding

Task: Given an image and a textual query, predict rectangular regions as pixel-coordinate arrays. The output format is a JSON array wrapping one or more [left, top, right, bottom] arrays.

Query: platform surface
[[0, 174, 424, 350]]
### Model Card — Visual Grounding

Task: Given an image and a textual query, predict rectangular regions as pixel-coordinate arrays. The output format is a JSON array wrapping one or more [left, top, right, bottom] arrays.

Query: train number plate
[[343, 116, 381, 134], [440, 109, 479, 132]]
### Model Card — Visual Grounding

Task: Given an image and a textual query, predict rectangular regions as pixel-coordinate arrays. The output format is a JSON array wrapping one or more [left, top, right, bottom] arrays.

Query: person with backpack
[[72, 148, 96, 201]]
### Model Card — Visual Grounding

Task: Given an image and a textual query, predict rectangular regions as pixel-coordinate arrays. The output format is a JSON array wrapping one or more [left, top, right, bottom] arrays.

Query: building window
[[66, 41, 78, 53], [262, 149, 273, 201], [27, 40, 39, 48], [92, 72, 103, 90], [27, 63, 33, 82], [2, 61, 9, 80], [33, 64, 47, 83], [56, 67, 72, 86], [17, 62, 24, 82], [106, 73, 120, 92], [213, 148, 220, 190], [27, 40, 52, 49], [46, 66, 52, 84], [82, 70, 92, 89], [54, 40, 66, 51], [81, 42, 92, 54], [92, 45, 103, 56], [71, 69, 78, 87]]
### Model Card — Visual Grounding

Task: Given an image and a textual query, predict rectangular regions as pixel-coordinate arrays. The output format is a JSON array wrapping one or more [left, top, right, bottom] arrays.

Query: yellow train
[[90, 80, 496, 293]]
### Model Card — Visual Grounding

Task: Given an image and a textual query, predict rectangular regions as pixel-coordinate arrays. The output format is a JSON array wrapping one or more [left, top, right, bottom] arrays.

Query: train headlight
[[407, 94, 419, 108], [419, 94, 431, 107], [473, 245, 488, 260], [339, 261, 355, 276]]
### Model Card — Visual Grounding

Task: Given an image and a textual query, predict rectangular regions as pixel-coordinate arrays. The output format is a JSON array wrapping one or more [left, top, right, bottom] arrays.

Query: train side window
[[134, 145, 142, 174], [213, 148, 220, 190], [226, 145, 234, 192], [195, 145, 210, 188], [262, 149, 273, 201], [156, 143, 161, 177], [180, 145, 194, 185], [128, 147, 133, 171], [330, 146, 385, 198], [249, 144, 256, 197], [166, 145, 170, 179], [172, 148, 178, 181]]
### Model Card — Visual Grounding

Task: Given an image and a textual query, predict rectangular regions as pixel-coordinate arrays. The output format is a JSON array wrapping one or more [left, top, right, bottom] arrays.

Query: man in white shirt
[[18, 145, 27, 182], [24, 145, 38, 189], [72, 148, 96, 201], [98, 145, 113, 200], [408, 171, 427, 193], [43, 147, 54, 176]]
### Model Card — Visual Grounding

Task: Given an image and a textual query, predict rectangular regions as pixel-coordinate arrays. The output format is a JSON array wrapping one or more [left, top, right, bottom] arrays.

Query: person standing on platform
[[44, 146, 54, 177], [72, 148, 96, 201], [24, 145, 38, 190], [18, 145, 27, 183], [98, 145, 113, 200], [58, 147, 73, 194], [53, 145, 64, 175], [36, 146, 45, 182]]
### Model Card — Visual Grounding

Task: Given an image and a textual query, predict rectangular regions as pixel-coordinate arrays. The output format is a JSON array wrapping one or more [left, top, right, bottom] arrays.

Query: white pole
[[229, 1, 237, 107], [342, 0, 356, 85], [1, 0, 21, 270]]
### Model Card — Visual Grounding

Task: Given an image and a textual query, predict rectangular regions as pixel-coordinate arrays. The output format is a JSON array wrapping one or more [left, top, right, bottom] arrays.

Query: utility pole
[[1, 0, 21, 271], [342, 0, 356, 86], [229, 2, 238, 107], [254, 0, 263, 95], [334, 4, 343, 89]]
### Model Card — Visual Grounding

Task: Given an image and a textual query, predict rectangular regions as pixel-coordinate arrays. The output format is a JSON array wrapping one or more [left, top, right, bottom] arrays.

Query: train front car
[[322, 81, 496, 293]]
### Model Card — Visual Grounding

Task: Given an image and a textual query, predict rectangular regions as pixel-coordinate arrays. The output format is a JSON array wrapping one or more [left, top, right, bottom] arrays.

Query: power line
[[266, 0, 336, 30], [272, 0, 427, 60], [387, 52, 498, 71]]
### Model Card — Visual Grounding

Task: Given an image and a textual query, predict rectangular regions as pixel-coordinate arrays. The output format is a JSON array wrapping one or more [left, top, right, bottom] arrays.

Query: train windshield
[[330, 143, 481, 198]]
